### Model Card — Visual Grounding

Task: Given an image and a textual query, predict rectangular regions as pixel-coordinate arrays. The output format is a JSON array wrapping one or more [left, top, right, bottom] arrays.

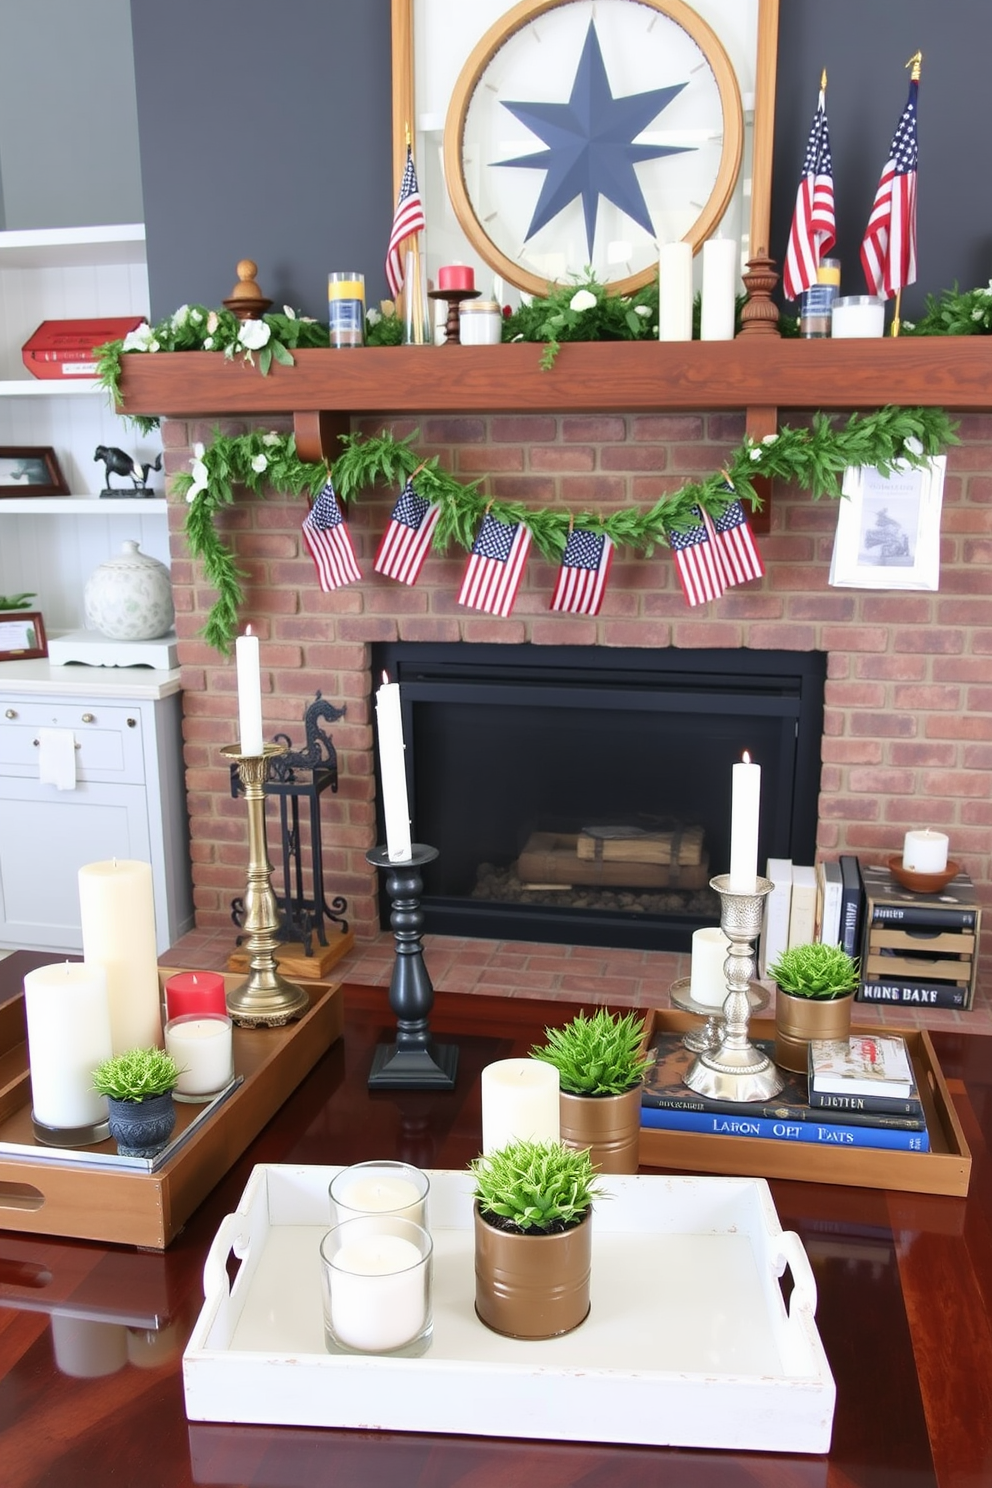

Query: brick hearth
[[164, 407, 992, 1012]]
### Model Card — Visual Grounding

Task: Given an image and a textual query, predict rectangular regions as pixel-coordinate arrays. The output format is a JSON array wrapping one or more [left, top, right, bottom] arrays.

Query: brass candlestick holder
[[684, 875, 784, 1102], [221, 743, 309, 1027]]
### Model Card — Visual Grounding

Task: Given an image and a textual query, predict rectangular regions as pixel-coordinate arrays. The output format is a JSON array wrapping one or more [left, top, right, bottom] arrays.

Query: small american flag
[[709, 497, 764, 588], [861, 76, 919, 297], [670, 507, 726, 607], [550, 529, 613, 615], [374, 479, 440, 585], [301, 479, 362, 591], [457, 513, 532, 617], [386, 145, 427, 299], [782, 79, 835, 301]]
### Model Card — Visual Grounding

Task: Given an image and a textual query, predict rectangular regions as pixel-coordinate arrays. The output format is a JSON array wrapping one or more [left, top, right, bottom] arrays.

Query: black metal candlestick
[[366, 844, 458, 1090]]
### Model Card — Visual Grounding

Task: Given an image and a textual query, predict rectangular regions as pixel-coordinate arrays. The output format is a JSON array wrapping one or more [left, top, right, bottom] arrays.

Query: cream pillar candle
[[689, 927, 731, 1008], [78, 859, 161, 1053], [728, 753, 761, 893], [23, 961, 113, 1134], [658, 242, 693, 341], [903, 829, 950, 873], [165, 1014, 234, 1100], [481, 1057, 560, 1154], [235, 627, 264, 756], [375, 673, 412, 862], [700, 238, 738, 341]]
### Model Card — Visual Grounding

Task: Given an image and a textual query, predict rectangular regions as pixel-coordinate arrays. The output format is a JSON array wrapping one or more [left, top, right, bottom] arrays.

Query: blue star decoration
[[495, 19, 695, 258]]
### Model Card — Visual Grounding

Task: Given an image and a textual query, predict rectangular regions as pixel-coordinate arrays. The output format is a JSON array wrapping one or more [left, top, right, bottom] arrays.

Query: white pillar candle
[[321, 1218, 432, 1354], [235, 627, 264, 756], [481, 1057, 560, 1154], [689, 927, 731, 1008], [375, 673, 412, 862], [78, 859, 162, 1054], [23, 962, 113, 1131], [658, 242, 693, 341], [700, 238, 738, 341], [903, 829, 950, 874], [165, 1014, 234, 1099], [728, 752, 761, 894]]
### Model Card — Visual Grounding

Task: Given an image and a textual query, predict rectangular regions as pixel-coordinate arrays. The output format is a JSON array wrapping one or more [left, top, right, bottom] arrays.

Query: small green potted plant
[[767, 943, 860, 1074], [92, 1047, 182, 1157], [531, 1008, 653, 1173], [470, 1138, 603, 1340]]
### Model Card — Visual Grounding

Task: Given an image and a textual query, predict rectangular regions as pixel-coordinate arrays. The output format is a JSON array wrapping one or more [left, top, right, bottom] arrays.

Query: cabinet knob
[[33, 739, 81, 749], [4, 709, 15, 720], [127, 717, 137, 728], [81, 713, 95, 724]]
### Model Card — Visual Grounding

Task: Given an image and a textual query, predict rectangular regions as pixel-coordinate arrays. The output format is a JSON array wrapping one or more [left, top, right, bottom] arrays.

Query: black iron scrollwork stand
[[366, 844, 458, 1090]]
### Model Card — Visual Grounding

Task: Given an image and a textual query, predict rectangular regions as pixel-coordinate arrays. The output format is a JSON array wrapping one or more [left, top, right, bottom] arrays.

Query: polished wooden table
[[1, 949, 990, 1488]]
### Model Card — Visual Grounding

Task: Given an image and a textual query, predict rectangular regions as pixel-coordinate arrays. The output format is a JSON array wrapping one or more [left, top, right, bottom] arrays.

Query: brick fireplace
[[162, 406, 992, 968]]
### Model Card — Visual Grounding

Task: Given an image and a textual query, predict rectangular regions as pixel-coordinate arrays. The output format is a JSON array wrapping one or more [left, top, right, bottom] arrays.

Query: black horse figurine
[[94, 446, 163, 495]]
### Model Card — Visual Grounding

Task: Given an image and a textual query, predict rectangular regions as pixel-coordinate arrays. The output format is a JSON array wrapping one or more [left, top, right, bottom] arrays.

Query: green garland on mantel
[[172, 406, 957, 654]]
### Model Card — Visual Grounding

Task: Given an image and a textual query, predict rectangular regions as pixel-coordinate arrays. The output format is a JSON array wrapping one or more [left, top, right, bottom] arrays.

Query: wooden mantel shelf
[[118, 337, 992, 422]]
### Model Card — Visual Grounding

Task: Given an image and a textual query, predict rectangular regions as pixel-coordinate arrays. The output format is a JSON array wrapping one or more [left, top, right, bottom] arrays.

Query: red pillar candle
[[437, 264, 474, 292], [164, 970, 228, 1021]]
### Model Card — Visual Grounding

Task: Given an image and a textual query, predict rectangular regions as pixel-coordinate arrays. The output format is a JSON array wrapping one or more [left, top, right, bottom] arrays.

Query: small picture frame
[[0, 610, 48, 660], [829, 456, 946, 591], [0, 446, 69, 498]]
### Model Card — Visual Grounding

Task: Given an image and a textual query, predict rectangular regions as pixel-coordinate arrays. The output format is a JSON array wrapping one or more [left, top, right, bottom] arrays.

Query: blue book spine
[[640, 1105, 930, 1151]]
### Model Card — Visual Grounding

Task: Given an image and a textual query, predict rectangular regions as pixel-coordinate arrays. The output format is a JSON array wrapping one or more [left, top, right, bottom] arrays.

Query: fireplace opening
[[374, 644, 825, 953]]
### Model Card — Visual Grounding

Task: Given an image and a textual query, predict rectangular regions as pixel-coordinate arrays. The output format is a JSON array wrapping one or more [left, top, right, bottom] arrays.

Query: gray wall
[[129, 0, 392, 320], [0, 0, 143, 229], [128, 0, 989, 322]]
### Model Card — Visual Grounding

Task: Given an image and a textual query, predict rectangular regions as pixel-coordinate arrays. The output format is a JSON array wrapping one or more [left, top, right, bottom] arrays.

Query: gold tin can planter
[[559, 1085, 643, 1174], [473, 1204, 592, 1340], [773, 990, 855, 1074]]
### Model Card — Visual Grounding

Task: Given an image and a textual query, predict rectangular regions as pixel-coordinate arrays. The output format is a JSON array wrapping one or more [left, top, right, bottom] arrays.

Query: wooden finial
[[223, 259, 273, 321], [907, 50, 922, 81]]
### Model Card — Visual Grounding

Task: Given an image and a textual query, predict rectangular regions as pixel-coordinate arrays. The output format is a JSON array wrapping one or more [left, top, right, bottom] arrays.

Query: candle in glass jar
[[903, 829, 949, 873], [689, 927, 731, 1008], [481, 1057, 560, 1154], [321, 1217, 432, 1355], [235, 627, 264, 756], [375, 673, 412, 862], [164, 970, 228, 1021], [728, 753, 761, 893], [437, 263, 474, 292], [164, 1014, 234, 1100]]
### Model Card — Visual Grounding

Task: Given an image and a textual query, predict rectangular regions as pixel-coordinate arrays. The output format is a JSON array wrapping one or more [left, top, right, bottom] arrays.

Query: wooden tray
[[0, 969, 343, 1248], [638, 1011, 971, 1198]]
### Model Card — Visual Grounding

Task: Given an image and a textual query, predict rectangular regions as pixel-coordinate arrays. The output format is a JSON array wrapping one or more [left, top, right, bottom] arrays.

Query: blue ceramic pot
[[106, 1092, 176, 1158]]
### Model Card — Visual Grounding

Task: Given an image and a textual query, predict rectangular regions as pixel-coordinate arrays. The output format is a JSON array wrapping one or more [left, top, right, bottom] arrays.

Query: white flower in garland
[[251, 453, 268, 474], [569, 289, 598, 313], [186, 442, 209, 503], [206, 311, 220, 334], [171, 304, 190, 330], [121, 323, 158, 353], [633, 305, 651, 318], [282, 305, 297, 319], [238, 319, 271, 352], [261, 432, 282, 446]]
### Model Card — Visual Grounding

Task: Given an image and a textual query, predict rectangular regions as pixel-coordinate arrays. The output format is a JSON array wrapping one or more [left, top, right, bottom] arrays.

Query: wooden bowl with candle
[[888, 856, 961, 895]]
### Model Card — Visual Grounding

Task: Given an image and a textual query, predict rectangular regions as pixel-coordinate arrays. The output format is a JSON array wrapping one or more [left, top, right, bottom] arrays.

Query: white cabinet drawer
[[0, 698, 145, 783]]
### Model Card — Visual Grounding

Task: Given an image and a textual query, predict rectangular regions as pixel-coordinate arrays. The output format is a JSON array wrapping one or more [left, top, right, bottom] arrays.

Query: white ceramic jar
[[83, 540, 175, 641]]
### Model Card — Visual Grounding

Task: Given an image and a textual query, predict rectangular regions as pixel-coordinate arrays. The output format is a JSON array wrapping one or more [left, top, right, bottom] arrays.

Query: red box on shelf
[[21, 317, 145, 379]]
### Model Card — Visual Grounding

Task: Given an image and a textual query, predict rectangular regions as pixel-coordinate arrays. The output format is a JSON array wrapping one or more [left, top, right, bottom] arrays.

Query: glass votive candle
[[831, 294, 885, 339], [320, 1215, 433, 1356], [329, 1160, 429, 1227], [459, 300, 502, 345], [164, 1014, 234, 1103], [164, 970, 228, 1022]]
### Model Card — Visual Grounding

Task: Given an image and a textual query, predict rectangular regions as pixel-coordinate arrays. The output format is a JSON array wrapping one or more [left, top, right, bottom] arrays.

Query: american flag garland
[[670, 489, 764, 608], [550, 529, 614, 616], [301, 478, 362, 592], [374, 479, 440, 586], [457, 512, 532, 618]]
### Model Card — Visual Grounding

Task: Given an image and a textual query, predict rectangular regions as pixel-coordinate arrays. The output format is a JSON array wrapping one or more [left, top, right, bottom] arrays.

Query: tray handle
[[777, 1229, 817, 1318], [202, 1213, 251, 1304]]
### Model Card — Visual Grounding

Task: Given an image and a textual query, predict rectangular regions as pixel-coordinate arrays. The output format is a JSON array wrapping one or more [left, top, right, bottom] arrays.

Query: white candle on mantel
[[78, 859, 161, 1053], [700, 238, 738, 341], [24, 962, 113, 1132], [728, 752, 761, 894], [235, 626, 264, 756], [658, 242, 693, 341], [903, 829, 950, 874], [481, 1057, 560, 1155], [375, 672, 412, 862], [690, 926, 731, 1008]]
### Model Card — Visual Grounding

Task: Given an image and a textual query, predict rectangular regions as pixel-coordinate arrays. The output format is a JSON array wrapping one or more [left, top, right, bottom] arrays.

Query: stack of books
[[641, 1030, 928, 1151], [856, 863, 980, 1009], [759, 854, 863, 977]]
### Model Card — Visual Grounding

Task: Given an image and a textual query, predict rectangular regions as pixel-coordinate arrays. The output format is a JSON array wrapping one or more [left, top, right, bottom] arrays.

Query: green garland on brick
[[171, 406, 957, 654]]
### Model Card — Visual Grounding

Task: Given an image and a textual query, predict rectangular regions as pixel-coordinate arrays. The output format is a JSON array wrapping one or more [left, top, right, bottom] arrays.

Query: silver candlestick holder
[[684, 874, 784, 1102], [221, 742, 309, 1027]]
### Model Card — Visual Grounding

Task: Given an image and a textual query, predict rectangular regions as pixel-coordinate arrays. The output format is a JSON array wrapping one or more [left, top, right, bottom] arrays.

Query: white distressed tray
[[184, 1165, 836, 1454]]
